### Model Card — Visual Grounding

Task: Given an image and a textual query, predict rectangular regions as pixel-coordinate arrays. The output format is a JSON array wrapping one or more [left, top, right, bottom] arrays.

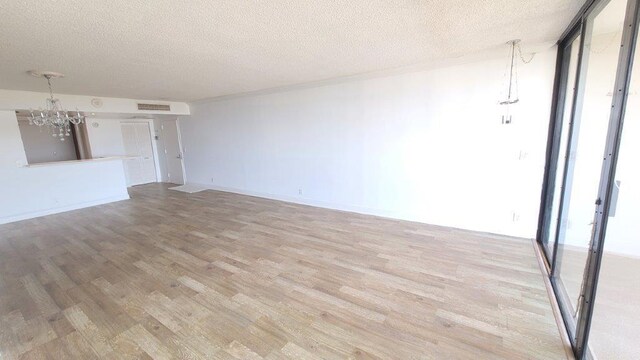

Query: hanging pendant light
[[27, 70, 85, 141], [500, 40, 521, 125], [499, 40, 535, 125]]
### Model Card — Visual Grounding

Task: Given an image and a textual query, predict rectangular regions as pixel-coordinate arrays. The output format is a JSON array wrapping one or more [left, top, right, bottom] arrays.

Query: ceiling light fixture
[[27, 70, 85, 141], [499, 40, 534, 125]]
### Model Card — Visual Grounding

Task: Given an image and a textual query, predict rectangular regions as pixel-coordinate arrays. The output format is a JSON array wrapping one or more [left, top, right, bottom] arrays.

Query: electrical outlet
[[518, 150, 528, 160], [512, 212, 520, 222], [211, 177, 215, 183], [298, 188, 303, 195]]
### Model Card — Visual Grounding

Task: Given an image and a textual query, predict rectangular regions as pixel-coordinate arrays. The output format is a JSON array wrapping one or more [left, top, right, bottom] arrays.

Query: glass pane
[[589, 19, 640, 360], [545, 35, 581, 258], [553, 0, 627, 320]]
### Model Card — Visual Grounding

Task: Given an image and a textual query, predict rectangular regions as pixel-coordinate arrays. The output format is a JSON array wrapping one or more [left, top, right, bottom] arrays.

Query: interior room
[[0, 0, 637, 359]]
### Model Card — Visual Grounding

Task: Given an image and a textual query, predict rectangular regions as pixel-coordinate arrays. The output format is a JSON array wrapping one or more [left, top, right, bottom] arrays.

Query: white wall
[[85, 118, 126, 158], [181, 49, 558, 238], [0, 111, 129, 224]]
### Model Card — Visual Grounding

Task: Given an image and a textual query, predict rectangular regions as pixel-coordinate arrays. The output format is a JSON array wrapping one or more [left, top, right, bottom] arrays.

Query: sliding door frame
[[574, 0, 640, 357], [536, 23, 583, 269], [536, 0, 640, 358]]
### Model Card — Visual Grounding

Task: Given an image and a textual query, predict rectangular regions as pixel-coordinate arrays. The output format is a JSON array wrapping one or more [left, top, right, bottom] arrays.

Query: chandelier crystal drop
[[28, 72, 85, 141]]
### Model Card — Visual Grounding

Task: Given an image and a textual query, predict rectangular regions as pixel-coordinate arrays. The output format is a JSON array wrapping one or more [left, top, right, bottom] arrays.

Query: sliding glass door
[[538, 0, 640, 358], [556, 0, 629, 341], [588, 37, 640, 357]]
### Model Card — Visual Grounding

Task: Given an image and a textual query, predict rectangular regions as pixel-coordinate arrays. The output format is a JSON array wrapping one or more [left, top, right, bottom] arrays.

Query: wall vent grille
[[137, 103, 171, 111]]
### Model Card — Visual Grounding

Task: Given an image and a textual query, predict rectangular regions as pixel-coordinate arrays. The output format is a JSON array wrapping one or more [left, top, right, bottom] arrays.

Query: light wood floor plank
[[0, 183, 565, 359]]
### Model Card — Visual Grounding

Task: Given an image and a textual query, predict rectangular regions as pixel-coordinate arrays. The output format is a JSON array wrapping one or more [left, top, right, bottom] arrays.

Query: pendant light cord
[[507, 42, 516, 101], [516, 43, 535, 64]]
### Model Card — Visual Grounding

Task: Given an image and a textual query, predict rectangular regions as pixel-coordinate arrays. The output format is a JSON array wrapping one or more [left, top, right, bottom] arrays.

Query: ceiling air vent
[[137, 103, 171, 111]]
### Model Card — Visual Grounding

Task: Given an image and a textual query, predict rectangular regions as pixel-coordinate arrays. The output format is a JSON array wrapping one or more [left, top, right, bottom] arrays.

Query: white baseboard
[[0, 194, 130, 225], [189, 182, 401, 217], [187, 182, 528, 240]]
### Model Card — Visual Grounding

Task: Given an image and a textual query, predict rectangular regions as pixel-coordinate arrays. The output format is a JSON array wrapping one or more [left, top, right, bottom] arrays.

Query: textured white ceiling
[[0, 0, 584, 102]]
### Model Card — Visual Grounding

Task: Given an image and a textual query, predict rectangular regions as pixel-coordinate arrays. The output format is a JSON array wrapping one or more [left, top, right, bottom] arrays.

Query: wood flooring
[[0, 184, 566, 359]]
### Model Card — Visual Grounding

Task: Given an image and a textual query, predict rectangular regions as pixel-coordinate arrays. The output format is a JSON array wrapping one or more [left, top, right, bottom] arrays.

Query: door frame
[[536, 0, 640, 357]]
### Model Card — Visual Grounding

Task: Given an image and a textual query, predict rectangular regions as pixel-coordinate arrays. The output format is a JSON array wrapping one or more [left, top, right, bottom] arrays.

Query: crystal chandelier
[[28, 71, 85, 141]]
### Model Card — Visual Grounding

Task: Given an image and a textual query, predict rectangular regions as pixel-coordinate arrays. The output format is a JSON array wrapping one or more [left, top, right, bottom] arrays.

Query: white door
[[162, 119, 185, 185], [121, 123, 141, 186], [121, 122, 157, 186]]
